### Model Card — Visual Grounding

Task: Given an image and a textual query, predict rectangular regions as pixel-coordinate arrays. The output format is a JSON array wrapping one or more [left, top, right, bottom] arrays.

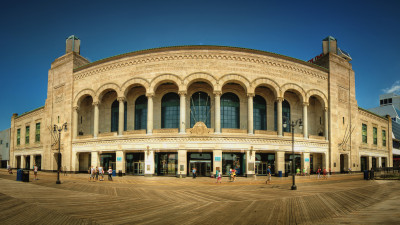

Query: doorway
[[126, 153, 144, 175], [187, 153, 212, 177]]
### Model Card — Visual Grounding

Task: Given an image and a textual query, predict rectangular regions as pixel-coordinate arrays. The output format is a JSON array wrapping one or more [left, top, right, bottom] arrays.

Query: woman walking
[[108, 167, 113, 181]]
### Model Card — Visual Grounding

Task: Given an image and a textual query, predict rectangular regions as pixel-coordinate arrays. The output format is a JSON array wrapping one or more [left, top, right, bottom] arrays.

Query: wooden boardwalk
[[0, 170, 399, 225]]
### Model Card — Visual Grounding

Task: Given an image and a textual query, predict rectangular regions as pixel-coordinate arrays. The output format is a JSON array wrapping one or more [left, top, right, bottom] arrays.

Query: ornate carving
[[117, 97, 125, 102], [190, 122, 210, 135]]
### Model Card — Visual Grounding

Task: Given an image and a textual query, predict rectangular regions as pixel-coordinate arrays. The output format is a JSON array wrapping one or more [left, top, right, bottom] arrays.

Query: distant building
[[369, 93, 400, 168], [0, 128, 10, 168]]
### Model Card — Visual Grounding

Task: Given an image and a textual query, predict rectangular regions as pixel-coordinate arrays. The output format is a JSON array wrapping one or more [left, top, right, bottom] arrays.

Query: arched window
[[221, 92, 240, 129], [135, 95, 147, 130], [190, 91, 211, 128], [161, 92, 180, 128], [253, 95, 266, 130], [111, 100, 127, 132], [274, 100, 291, 132]]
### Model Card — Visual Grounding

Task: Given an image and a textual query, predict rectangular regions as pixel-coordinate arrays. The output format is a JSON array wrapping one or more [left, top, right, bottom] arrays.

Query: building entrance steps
[[0, 169, 399, 224]]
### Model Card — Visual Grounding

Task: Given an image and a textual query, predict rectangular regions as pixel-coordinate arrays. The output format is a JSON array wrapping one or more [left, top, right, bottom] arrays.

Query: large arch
[[149, 73, 182, 94], [218, 74, 251, 93], [250, 77, 281, 98], [182, 72, 217, 92], [73, 88, 96, 107], [281, 83, 306, 103], [95, 83, 121, 102], [306, 89, 328, 108], [121, 78, 150, 97]]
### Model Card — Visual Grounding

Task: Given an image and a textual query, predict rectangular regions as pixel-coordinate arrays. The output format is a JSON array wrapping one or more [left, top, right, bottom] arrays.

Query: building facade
[[9, 36, 393, 176], [0, 128, 10, 168]]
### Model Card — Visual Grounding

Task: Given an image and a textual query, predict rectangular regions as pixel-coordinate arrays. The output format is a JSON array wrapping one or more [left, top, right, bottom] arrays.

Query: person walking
[[232, 168, 236, 182], [266, 166, 272, 184], [192, 167, 196, 179], [317, 167, 321, 179], [99, 166, 104, 181], [216, 170, 222, 183], [33, 164, 38, 180], [89, 166, 96, 182], [108, 167, 113, 181], [95, 166, 99, 181], [323, 167, 327, 180]]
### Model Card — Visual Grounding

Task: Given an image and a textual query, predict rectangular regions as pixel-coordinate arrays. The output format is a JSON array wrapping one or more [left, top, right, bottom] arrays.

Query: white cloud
[[383, 80, 400, 94]]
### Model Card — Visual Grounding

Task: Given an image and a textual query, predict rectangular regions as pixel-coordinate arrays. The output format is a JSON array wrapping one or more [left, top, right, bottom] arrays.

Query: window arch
[[190, 91, 211, 128], [221, 92, 240, 129], [135, 95, 147, 130], [274, 100, 291, 132], [111, 100, 127, 132], [161, 92, 180, 128], [253, 95, 266, 130]]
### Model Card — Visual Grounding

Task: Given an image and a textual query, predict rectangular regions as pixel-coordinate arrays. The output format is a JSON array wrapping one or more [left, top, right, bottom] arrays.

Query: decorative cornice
[[15, 107, 45, 122], [73, 51, 328, 82]]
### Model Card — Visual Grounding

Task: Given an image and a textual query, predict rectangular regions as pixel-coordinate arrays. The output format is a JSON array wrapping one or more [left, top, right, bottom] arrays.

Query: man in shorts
[[33, 164, 38, 180], [266, 166, 272, 184]]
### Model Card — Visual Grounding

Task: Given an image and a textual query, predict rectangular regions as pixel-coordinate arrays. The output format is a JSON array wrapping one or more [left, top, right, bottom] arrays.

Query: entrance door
[[133, 162, 144, 175], [256, 162, 268, 175], [340, 154, 345, 173], [189, 161, 212, 176]]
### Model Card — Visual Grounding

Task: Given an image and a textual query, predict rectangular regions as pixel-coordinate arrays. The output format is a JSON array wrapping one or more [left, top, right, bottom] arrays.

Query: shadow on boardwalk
[[0, 169, 399, 225]]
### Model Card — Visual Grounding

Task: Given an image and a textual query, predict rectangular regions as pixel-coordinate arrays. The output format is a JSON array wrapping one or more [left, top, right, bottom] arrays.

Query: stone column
[[213, 149, 222, 174], [73, 106, 78, 139], [322, 153, 328, 170], [378, 157, 382, 168], [116, 150, 125, 174], [93, 102, 99, 138], [248, 94, 254, 135], [178, 150, 187, 177], [324, 108, 329, 140], [146, 94, 154, 135], [368, 156, 372, 170], [71, 152, 79, 173], [179, 92, 186, 134], [21, 156, 26, 169], [303, 102, 308, 139], [91, 152, 99, 167], [118, 97, 125, 136], [246, 146, 256, 177], [30, 155, 35, 169], [277, 97, 283, 136], [144, 146, 154, 176], [276, 151, 285, 176], [301, 152, 310, 173], [214, 91, 221, 134]]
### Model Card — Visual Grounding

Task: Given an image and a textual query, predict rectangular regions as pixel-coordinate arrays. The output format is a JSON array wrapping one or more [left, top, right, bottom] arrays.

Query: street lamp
[[283, 118, 303, 190], [53, 122, 67, 184]]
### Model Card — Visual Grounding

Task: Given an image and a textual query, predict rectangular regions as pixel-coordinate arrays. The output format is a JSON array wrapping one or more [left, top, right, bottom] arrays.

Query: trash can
[[278, 171, 283, 177], [363, 170, 369, 180], [112, 170, 116, 176], [22, 170, 30, 182], [16, 169, 23, 181], [118, 170, 123, 177]]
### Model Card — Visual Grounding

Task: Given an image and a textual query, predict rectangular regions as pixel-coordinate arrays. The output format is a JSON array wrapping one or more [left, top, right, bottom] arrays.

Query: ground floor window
[[222, 153, 246, 175], [285, 154, 301, 175], [155, 152, 177, 176]]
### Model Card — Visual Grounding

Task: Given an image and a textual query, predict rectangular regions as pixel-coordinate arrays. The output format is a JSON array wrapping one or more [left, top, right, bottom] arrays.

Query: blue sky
[[0, 0, 399, 131]]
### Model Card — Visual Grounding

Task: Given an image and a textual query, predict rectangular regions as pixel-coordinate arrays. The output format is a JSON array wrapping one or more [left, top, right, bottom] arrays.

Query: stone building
[[9, 36, 393, 176], [0, 128, 10, 168]]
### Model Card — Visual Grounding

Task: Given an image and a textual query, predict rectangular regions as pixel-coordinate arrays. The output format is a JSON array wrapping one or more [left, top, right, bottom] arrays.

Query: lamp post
[[283, 118, 302, 190], [53, 122, 67, 184]]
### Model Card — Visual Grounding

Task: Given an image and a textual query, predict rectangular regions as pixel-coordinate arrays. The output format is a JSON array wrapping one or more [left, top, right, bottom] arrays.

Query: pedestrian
[[95, 166, 99, 181], [232, 168, 236, 182], [192, 167, 196, 179], [90, 166, 96, 181], [7, 165, 13, 174], [229, 168, 232, 181], [266, 166, 272, 184], [108, 167, 113, 181], [216, 170, 222, 183], [296, 167, 300, 176], [323, 167, 327, 179], [317, 167, 321, 179], [33, 164, 38, 180], [99, 166, 104, 181]]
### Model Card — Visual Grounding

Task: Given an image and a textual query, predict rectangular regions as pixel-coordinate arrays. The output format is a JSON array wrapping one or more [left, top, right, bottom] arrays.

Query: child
[[108, 167, 113, 181]]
